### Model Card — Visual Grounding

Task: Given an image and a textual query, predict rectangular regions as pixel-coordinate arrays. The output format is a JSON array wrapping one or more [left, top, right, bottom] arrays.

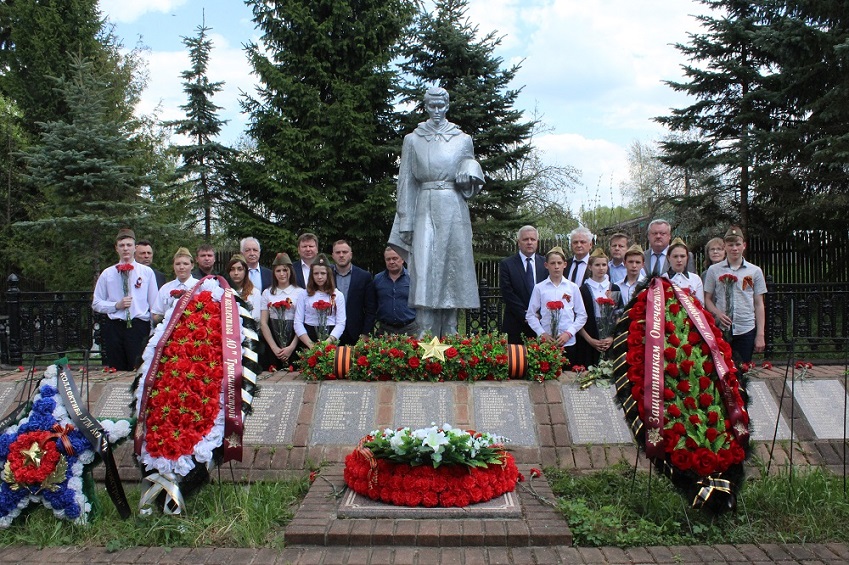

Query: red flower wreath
[[144, 291, 224, 460], [6, 431, 63, 485]]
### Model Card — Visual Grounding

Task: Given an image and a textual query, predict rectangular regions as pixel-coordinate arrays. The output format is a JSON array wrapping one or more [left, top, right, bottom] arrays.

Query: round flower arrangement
[[344, 424, 519, 508], [135, 276, 260, 514], [613, 277, 750, 513], [0, 364, 132, 527]]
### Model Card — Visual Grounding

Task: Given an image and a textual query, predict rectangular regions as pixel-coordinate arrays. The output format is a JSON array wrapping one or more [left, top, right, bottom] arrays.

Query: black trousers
[[102, 318, 150, 371]]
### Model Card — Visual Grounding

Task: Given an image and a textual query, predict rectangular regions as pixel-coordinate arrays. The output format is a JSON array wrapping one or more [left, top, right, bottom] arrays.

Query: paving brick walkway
[[1, 365, 848, 563]]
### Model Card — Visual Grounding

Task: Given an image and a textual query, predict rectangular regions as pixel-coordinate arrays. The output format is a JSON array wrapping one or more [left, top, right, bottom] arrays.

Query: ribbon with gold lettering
[[642, 277, 666, 458], [133, 278, 203, 456], [670, 283, 750, 447], [220, 283, 244, 463], [58, 363, 131, 519]]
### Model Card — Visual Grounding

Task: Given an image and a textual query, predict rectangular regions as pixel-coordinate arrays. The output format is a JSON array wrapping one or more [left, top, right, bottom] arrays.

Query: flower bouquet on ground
[[344, 424, 519, 508], [133, 276, 260, 515], [611, 277, 751, 513], [0, 361, 132, 527]]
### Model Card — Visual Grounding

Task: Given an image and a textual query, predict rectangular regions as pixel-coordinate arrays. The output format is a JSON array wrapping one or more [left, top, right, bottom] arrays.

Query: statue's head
[[424, 87, 449, 125]]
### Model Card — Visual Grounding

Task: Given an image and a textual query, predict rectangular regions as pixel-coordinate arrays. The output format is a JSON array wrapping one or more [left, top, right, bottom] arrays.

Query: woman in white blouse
[[226, 254, 261, 322], [294, 255, 346, 347], [261, 253, 305, 364], [151, 247, 198, 325]]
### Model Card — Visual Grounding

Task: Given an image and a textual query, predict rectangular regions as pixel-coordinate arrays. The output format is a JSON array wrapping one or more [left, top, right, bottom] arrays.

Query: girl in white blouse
[[227, 254, 261, 322], [261, 253, 305, 363], [151, 247, 198, 325], [294, 255, 346, 347], [664, 237, 704, 303]]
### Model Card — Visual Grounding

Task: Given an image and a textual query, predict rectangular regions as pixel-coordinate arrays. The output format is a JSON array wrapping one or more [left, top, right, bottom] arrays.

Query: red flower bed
[[343, 449, 520, 508]]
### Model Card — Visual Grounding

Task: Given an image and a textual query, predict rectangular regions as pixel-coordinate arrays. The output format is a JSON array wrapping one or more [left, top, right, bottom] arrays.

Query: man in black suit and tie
[[499, 225, 548, 344], [293, 232, 319, 288], [135, 240, 166, 289], [643, 219, 695, 276], [332, 240, 376, 345], [565, 226, 593, 285], [241, 237, 273, 291]]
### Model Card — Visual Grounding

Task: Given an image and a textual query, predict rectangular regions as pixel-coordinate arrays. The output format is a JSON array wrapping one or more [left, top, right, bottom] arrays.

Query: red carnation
[[689, 414, 701, 425], [701, 343, 711, 355], [683, 396, 697, 410], [707, 411, 720, 425], [666, 363, 679, 378], [664, 347, 677, 362], [672, 422, 686, 435], [698, 393, 714, 408], [670, 449, 692, 471], [680, 359, 695, 375], [687, 332, 701, 345], [698, 376, 711, 391], [703, 361, 715, 375], [665, 321, 676, 334], [706, 427, 720, 442], [663, 387, 675, 400], [668, 404, 681, 418], [676, 380, 690, 394], [669, 303, 680, 315], [681, 344, 693, 357], [667, 333, 681, 347], [693, 447, 719, 476]]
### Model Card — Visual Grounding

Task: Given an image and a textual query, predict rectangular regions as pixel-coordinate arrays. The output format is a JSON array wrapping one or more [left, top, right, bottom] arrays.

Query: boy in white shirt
[[525, 246, 588, 362]]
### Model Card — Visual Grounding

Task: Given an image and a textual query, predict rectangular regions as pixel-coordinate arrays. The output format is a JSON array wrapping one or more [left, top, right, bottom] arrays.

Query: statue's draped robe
[[389, 120, 481, 310]]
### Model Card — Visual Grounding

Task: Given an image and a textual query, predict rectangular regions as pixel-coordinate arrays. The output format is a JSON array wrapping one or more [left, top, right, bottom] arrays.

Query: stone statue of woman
[[388, 87, 484, 337]]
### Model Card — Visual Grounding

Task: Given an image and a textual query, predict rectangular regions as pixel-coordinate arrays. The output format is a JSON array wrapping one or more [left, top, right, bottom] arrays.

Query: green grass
[[0, 477, 309, 550], [548, 461, 849, 547]]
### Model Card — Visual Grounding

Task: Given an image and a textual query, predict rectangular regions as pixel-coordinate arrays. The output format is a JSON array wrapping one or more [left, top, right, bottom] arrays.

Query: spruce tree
[[655, 0, 781, 234], [15, 57, 165, 289], [165, 23, 234, 241], [236, 0, 416, 259], [398, 0, 534, 247]]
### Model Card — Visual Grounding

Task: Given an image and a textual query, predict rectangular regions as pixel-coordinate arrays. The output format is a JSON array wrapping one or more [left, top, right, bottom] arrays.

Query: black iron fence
[[2, 273, 847, 365]]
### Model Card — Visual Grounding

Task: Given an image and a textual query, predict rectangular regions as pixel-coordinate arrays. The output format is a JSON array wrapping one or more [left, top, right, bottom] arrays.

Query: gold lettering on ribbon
[[642, 279, 666, 458]]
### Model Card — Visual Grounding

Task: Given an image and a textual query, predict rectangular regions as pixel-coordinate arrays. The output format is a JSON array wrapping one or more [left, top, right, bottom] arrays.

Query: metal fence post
[[6, 274, 21, 366]]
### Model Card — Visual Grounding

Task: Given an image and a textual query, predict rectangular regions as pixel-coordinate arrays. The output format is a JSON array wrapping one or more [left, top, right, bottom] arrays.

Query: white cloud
[[536, 132, 629, 210], [99, 0, 190, 24]]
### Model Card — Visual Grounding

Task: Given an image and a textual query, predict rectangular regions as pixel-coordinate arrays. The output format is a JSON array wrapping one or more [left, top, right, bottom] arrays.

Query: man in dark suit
[[241, 237, 272, 292], [643, 219, 695, 276], [332, 240, 376, 345], [499, 225, 548, 344], [135, 239, 166, 289], [565, 226, 593, 284], [293, 232, 319, 288]]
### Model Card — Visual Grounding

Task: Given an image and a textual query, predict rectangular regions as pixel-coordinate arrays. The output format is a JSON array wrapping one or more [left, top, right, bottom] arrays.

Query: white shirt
[[152, 276, 198, 317], [295, 290, 347, 341], [92, 261, 159, 322], [525, 277, 587, 346], [261, 285, 306, 321], [235, 286, 262, 322], [664, 271, 704, 303], [584, 278, 611, 317], [618, 275, 645, 307]]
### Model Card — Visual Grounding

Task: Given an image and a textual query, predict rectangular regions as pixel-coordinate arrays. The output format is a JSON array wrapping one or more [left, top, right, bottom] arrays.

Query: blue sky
[[99, 0, 702, 211]]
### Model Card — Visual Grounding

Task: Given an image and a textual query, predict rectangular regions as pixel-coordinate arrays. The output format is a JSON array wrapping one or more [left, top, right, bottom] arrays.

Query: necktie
[[525, 257, 535, 290], [652, 253, 661, 276], [570, 260, 582, 283]]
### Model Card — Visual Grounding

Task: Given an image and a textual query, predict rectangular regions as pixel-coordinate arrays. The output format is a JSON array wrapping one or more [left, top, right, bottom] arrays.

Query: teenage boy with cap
[[703, 226, 767, 364], [92, 228, 159, 371]]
